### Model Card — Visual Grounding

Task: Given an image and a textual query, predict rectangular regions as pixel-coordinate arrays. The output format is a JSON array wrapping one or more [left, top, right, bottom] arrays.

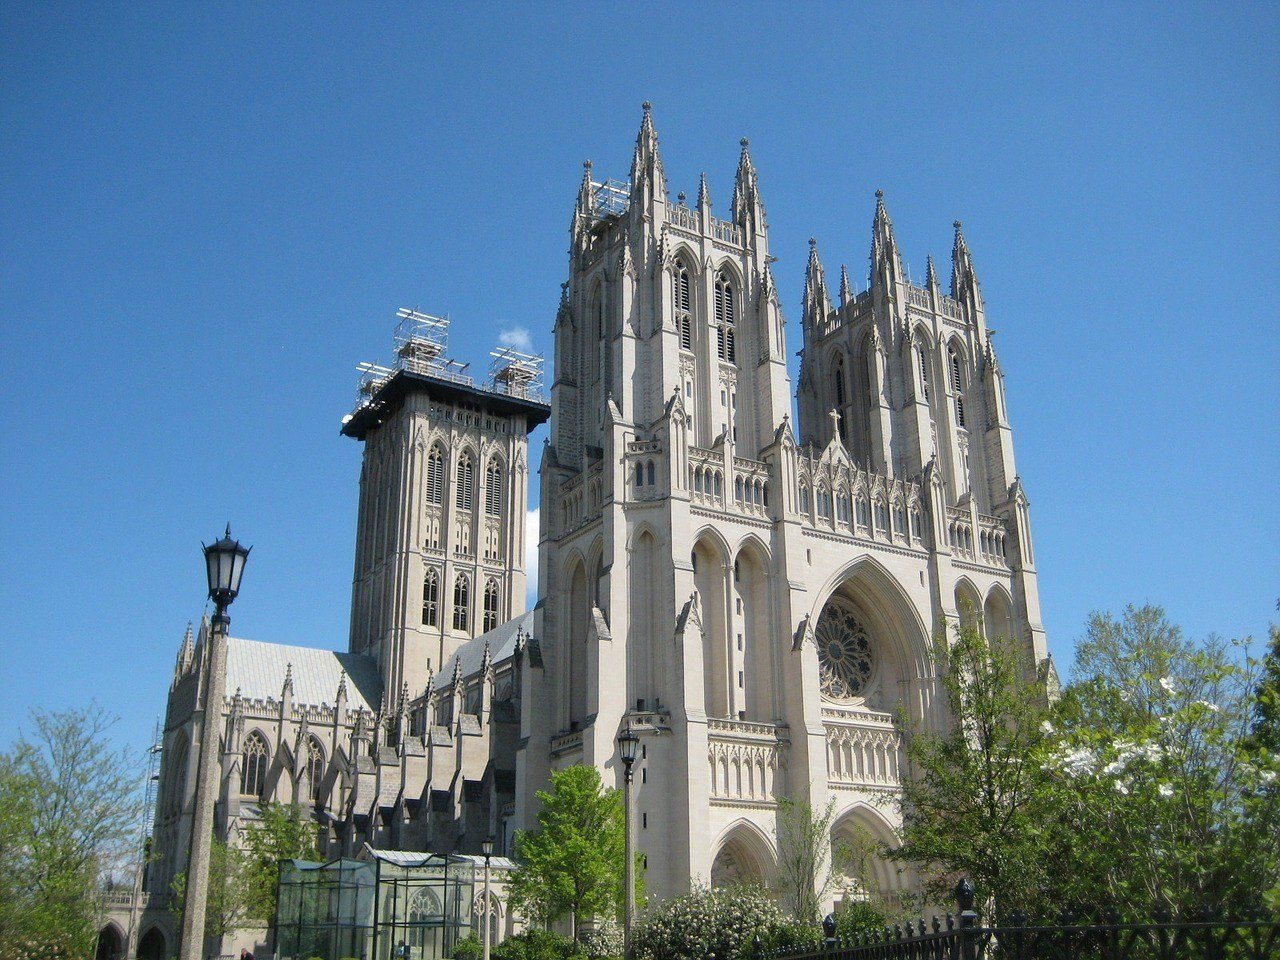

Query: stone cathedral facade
[[110, 104, 1049, 958]]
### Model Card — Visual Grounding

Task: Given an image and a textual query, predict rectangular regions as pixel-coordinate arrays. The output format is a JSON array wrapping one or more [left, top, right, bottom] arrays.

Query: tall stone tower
[[519, 105, 1049, 907], [343, 311, 550, 703]]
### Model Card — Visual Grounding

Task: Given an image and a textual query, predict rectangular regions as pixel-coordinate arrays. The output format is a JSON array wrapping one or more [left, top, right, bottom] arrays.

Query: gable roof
[[226, 636, 381, 713], [433, 610, 534, 692]]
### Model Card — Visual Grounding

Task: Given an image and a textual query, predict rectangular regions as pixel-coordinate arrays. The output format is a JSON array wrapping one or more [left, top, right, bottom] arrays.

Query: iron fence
[[766, 882, 1279, 960]]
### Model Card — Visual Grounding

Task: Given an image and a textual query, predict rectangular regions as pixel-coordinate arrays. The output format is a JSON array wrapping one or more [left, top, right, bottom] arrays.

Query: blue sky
[[1, 3, 1276, 755]]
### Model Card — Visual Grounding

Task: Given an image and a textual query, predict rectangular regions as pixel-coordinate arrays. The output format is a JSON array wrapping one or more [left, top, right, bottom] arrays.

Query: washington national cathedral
[[113, 103, 1052, 957]]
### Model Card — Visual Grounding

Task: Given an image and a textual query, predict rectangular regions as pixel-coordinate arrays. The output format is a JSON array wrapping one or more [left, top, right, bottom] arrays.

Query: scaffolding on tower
[[591, 177, 631, 219], [487, 346, 545, 402]]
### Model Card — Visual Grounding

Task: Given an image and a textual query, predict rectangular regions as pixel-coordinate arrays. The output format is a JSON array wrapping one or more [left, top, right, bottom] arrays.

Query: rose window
[[816, 602, 874, 701]]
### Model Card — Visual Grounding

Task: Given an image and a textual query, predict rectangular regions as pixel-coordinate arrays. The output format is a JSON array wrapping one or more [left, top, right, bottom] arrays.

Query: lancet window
[[456, 453, 474, 510], [426, 444, 445, 505], [421, 567, 439, 626], [241, 732, 268, 797], [306, 736, 324, 803], [675, 263, 693, 351], [714, 271, 736, 363], [483, 578, 500, 632], [918, 345, 931, 402], [485, 459, 503, 516], [453, 574, 470, 632], [949, 347, 966, 428]]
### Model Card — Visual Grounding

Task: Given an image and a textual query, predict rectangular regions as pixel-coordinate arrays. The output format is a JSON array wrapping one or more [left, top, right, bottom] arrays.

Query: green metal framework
[[276, 852, 475, 960]]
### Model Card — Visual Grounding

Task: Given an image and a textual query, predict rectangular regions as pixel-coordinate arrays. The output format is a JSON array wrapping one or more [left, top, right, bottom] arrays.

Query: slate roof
[[225, 636, 382, 713], [433, 610, 535, 692]]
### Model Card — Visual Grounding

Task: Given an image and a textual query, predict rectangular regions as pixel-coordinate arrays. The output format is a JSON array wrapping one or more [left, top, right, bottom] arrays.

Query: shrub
[[453, 934, 484, 960], [632, 883, 786, 960], [579, 917, 623, 958], [492, 929, 584, 960], [764, 920, 822, 954], [834, 901, 888, 941]]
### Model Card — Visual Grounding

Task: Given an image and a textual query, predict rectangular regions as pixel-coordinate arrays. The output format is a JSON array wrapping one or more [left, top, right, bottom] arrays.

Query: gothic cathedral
[[122, 103, 1049, 957]]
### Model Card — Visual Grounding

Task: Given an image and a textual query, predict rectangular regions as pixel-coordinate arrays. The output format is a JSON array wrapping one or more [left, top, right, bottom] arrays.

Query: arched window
[[833, 358, 847, 443], [714, 271, 736, 363], [949, 347, 966, 428], [483, 578, 501, 632], [893, 501, 906, 537], [456, 453, 474, 510], [874, 499, 889, 534], [646, 461, 655, 486], [306, 736, 325, 803], [816, 485, 831, 521], [485, 459, 503, 516], [421, 568, 439, 626], [594, 286, 605, 340], [918, 344, 930, 402], [241, 732, 268, 797], [836, 490, 851, 524], [426, 445, 445, 505], [799, 483, 811, 514], [910, 506, 923, 541], [675, 263, 693, 351], [453, 574, 470, 632], [635, 462, 645, 487]]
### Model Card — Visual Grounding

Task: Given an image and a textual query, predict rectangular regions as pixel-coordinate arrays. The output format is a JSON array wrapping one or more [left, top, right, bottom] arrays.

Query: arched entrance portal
[[137, 927, 167, 960], [710, 822, 776, 891], [95, 924, 123, 960], [830, 806, 912, 910]]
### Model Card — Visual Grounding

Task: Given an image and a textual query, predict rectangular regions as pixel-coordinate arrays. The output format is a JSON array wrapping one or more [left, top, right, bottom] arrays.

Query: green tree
[[507, 765, 632, 941], [1042, 605, 1280, 916], [0, 705, 143, 960], [172, 801, 318, 942], [889, 619, 1053, 914], [1250, 618, 1280, 753], [775, 797, 838, 923]]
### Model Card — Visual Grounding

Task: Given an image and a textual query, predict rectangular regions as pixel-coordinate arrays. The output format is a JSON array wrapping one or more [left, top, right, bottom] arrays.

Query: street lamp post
[[481, 835, 494, 960], [617, 725, 640, 960], [179, 525, 250, 960]]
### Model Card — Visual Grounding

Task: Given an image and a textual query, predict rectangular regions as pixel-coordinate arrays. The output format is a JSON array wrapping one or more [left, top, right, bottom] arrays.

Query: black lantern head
[[617, 725, 640, 766], [481, 835, 495, 859], [203, 523, 251, 614]]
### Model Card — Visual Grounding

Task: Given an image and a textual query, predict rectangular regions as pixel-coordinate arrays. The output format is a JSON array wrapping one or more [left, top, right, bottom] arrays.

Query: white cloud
[[525, 507, 540, 608], [499, 326, 534, 354]]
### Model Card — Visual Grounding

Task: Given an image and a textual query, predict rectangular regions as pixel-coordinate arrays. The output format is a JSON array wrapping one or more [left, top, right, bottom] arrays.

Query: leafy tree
[[1042, 605, 1280, 916], [0, 705, 142, 960], [889, 619, 1053, 914], [776, 797, 839, 923], [507, 765, 633, 941], [1250, 618, 1280, 753], [171, 801, 318, 942]]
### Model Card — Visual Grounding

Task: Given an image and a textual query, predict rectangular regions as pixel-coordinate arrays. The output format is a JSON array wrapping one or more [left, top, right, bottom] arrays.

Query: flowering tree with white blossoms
[[1042, 606, 1280, 916]]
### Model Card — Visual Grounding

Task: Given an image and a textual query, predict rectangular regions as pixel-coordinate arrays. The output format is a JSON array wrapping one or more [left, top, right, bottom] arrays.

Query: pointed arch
[[485, 455, 504, 517], [421, 566, 440, 626], [693, 529, 732, 719], [954, 576, 984, 634], [426, 443, 446, 505], [831, 803, 911, 904], [483, 577, 501, 632], [306, 735, 325, 803], [983, 583, 1015, 644], [710, 818, 778, 889], [566, 555, 590, 727], [733, 535, 774, 721], [455, 448, 475, 511], [714, 268, 737, 363], [673, 253, 695, 352], [453, 572, 471, 632], [947, 339, 968, 428], [629, 527, 658, 709], [241, 730, 269, 797]]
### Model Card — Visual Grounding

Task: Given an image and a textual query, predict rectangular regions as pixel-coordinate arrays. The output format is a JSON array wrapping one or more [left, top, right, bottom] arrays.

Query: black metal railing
[[764, 882, 1280, 960]]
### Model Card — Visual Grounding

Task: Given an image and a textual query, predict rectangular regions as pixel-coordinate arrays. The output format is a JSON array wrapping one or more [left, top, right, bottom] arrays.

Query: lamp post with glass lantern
[[481, 835, 495, 960], [617, 726, 640, 960], [179, 525, 250, 960]]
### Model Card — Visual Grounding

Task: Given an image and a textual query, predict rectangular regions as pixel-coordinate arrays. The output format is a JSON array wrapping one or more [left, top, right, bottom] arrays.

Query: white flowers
[[1158, 783, 1174, 798], [1159, 677, 1178, 694], [1040, 720, 1055, 735], [1049, 746, 1098, 778], [1260, 770, 1277, 785], [1194, 699, 1220, 713]]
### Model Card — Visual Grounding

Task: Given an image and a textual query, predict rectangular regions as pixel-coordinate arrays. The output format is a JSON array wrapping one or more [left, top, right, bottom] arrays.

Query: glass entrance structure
[[277, 850, 475, 960]]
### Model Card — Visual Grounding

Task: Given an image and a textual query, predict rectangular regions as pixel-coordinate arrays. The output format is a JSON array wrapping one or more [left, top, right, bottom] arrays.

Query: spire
[[571, 160, 594, 241], [870, 189, 902, 290], [803, 237, 832, 329], [925, 254, 939, 289], [282, 662, 294, 698], [697, 172, 711, 210], [731, 137, 766, 229], [176, 621, 195, 675], [951, 219, 980, 305], [629, 101, 666, 204], [335, 669, 348, 704], [839, 264, 853, 307]]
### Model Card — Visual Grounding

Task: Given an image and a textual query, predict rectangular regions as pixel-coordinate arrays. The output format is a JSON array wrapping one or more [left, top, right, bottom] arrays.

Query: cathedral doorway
[[94, 924, 123, 960], [709, 821, 776, 891], [830, 805, 911, 910], [137, 926, 167, 960]]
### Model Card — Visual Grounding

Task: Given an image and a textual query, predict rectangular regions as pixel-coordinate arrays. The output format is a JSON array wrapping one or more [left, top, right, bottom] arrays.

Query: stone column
[[179, 612, 229, 960]]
